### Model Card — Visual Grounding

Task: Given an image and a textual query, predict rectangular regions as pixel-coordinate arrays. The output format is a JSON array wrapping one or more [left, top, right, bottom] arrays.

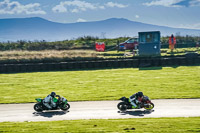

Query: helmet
[[137, 92, 143, 97], [50, 92, 56, 97]]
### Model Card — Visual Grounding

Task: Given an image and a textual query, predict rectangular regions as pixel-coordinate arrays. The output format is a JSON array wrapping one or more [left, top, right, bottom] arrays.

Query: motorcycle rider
[[43, 92, 57, 110], [129, 91, 144, 109]]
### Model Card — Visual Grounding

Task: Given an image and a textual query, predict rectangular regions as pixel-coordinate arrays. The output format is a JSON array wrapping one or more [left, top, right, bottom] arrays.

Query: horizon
[[1, 16, 200, 31], [0, 0, 200, 30], [1, 16, 200, 42]]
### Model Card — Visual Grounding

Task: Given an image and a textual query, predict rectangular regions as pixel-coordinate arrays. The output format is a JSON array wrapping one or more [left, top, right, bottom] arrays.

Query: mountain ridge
[[0, 17, 199, 42]]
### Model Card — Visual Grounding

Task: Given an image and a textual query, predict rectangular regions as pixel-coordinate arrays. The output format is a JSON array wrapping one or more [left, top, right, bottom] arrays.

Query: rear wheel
[[144, 103, 154, 110], [117, 102, 127, 112], [60, 103, 70, 111], [34, 103, 43, 112]]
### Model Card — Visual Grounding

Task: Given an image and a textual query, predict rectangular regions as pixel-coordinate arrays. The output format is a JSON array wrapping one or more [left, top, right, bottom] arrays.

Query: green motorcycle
[[34, 95, 70, 112]]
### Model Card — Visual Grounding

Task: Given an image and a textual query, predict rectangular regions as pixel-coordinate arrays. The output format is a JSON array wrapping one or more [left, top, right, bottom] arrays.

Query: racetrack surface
[[0, 99, 200, 122]]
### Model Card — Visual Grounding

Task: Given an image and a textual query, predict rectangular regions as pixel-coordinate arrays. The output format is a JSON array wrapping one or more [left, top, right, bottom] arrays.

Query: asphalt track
[[0, 99, 200, 122]]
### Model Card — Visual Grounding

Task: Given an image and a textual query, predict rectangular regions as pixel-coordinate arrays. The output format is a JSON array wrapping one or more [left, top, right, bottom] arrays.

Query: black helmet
[[50, 92, 56, 97], [137, 92, 143, 97]]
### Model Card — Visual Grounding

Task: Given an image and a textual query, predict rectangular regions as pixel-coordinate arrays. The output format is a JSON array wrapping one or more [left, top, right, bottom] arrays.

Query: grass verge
[[0, 48, 199, 64], [0, 50, 99, 64], [0, 66, 200, 103], [0, 117, 200, 133]]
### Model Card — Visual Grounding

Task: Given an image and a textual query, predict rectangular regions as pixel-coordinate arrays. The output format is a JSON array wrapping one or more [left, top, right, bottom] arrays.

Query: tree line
[[0, 35, 199, 51]]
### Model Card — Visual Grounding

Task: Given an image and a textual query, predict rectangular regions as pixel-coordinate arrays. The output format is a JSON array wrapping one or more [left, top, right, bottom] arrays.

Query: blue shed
[[138, 31, 161, 56]]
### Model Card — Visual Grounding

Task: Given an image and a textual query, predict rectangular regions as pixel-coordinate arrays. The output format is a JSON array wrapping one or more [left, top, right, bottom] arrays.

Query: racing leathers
[[129, 92, 142, 109], [43, 94, 56, 109]]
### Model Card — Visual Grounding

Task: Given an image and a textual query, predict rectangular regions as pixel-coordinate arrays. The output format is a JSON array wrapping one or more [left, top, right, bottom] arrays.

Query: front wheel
[[117, 102, 127, 112], [144, 103, 154, 110], [34, 103, 43, 112], [60, 103, 70, 111]]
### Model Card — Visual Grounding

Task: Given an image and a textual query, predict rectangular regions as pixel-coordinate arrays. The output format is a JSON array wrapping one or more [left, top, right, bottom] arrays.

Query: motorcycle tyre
[[144, 103, 154, 110], [60, 103, 70, 111], [34, 103, 43, 112], [117, 102, 127, 112]]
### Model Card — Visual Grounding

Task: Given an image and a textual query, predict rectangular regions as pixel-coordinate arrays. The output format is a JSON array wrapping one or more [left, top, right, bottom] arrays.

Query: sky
[[0, 0, 200, 29]]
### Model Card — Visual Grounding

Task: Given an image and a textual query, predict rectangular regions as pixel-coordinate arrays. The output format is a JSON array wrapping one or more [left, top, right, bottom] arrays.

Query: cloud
[[52, 0, 128, 13], [143, 0, 200, 7], [99, 6, 105, 9], [52, 4, 67, 13], [52, 0, 99, 13], [189, 0, 200, 6], [172, 0, 200, 7], [143, 0, 183, 7], [179, 23, 200, 29], [105, 2, 128, 8], [0, 0, 46, 14], [173, 0, 191, 7], [135, 15, 139, 18], [77, 18, 87, 22]]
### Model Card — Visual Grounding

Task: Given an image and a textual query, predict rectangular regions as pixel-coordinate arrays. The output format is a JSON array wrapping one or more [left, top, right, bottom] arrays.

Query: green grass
[[161, 47, 200, 56], [0, 66, 200, 103], [0, 117, 200, 133]]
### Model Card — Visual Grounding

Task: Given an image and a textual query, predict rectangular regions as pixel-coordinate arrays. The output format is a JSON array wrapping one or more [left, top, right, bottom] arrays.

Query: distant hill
[[0, 17, 200, 42]]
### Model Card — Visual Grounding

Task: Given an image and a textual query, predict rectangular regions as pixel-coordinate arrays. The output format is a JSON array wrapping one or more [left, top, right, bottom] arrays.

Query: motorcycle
[[117, 95, 154, 112], [34, 95, 70, 112]]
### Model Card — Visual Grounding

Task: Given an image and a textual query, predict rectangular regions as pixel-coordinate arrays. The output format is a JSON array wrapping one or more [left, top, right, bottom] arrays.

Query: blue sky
[[0, 0, 200, 29]]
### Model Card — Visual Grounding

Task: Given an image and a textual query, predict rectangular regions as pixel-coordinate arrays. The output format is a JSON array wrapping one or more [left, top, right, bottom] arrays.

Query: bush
[[0, 35, 199, 51]]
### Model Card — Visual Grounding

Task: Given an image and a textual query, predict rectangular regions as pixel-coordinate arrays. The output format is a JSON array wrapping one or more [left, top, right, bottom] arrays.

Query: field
[[0, 66, 199, 103], [0, 49, 200, 133], [0, 117, 200, 133], [0, 50, 98, 64], [0, 47, 199, 64]]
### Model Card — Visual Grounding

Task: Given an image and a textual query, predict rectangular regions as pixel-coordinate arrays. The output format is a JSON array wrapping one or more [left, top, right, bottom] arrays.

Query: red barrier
[[95, 42, 105, 52]]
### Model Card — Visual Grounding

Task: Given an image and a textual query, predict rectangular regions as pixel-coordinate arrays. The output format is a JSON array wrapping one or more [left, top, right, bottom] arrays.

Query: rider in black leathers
[[129, 92, 144, 108]]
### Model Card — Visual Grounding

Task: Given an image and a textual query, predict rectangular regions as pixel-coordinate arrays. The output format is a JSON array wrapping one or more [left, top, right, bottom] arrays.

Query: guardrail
[[0, 54, 199, 73]]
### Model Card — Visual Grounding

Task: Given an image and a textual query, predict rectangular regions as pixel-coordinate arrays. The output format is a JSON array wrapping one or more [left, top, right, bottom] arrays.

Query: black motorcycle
[[117, 96, 154, 112], [34, 95, 70, 112]]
